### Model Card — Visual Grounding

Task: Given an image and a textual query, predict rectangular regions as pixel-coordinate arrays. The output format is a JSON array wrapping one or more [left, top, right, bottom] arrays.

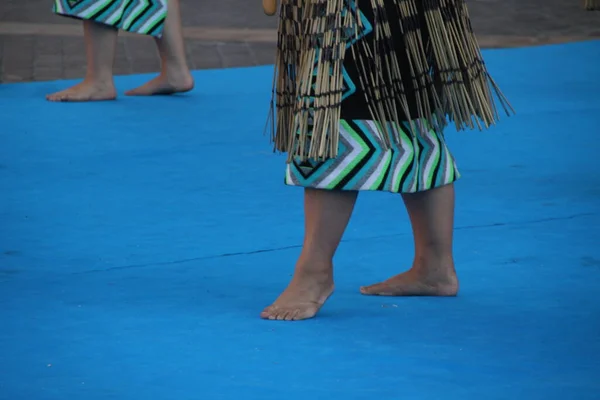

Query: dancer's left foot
[[125, 71, 194, 96], [360, 263, 459, 296]]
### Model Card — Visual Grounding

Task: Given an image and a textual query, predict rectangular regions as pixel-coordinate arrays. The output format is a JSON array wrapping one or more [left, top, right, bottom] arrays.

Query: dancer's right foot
[[46, 80, 117, 102], [261, 262, 334, 321]]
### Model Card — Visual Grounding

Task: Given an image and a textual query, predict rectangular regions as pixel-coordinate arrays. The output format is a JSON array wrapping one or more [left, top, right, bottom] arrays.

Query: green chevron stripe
[[392, 125, 415, 193], [369, 151, 393, 190], [324, 120, 371, 189]]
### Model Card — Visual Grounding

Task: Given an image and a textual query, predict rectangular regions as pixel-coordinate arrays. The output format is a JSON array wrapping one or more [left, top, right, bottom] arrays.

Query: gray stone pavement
[[0, 0, 599, 83]]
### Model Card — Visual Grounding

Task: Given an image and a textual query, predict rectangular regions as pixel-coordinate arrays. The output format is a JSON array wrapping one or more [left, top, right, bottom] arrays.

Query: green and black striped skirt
[[53, 0, 168, 37]]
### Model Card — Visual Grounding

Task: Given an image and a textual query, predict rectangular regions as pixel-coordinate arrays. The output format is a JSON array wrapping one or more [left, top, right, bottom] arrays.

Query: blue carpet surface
[[1, 40, 599, 399]]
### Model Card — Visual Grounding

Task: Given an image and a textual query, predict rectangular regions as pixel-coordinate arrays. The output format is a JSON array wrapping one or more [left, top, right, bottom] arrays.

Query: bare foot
[[46, 80, 117, 102], [125, 72, 194, 96], [261, 268, 334, 321], [360, 267, 459, 297]]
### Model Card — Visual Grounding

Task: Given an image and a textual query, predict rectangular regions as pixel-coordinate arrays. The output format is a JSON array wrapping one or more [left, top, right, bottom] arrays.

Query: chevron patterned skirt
[[53, 0, 168, 37], [276, 2, 464, 194], [285, 120, 460, 193]]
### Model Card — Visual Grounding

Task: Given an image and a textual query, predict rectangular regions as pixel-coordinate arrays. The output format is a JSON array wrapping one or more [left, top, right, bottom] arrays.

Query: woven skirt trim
[[285, 119, 460, 194]]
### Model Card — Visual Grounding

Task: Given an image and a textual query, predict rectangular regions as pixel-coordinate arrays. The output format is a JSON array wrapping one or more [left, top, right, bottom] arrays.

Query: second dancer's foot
[[125, 71, 194, 96], [46, 80, 117, 102]]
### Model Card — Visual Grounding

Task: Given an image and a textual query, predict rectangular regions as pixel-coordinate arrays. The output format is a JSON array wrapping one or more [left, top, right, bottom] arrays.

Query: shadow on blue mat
[[0, 41, 599, 400]]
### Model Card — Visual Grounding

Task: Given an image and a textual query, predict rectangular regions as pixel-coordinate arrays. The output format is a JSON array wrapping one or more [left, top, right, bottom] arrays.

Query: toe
[[289, 310, 301, 321], [262, 306, 289, 321], [260, 306, 275, 319], [359, 284, 380, 295], [283, 310, 297, 321], [275, 309, 288, 321]]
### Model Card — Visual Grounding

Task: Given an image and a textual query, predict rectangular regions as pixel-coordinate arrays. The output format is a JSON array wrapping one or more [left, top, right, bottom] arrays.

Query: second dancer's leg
[[126, 0, 194, 96], [47, 20, 118, 102]]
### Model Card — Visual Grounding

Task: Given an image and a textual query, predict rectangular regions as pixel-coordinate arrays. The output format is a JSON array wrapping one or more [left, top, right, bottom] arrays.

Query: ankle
[[161, 62, 191, 77], [415, 247, 453, 263], [295, 255, 333, 279], [83, 73, 114, 86], [412, 253, 455, 277]]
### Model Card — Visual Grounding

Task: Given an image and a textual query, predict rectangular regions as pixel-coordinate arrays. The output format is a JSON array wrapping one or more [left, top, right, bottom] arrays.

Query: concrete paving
[[0, 0, 599, 83]]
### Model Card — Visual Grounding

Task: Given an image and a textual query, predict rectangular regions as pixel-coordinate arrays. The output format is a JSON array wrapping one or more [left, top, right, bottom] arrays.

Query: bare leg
[[125, 0, 194, 96], [360, 183, 459, 296], [261, 189, 358, 321], [47, 21, 117, 102]]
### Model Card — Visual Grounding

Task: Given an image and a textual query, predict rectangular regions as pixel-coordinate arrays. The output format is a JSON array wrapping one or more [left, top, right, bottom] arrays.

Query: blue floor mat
[[1, 40, 599, 400]]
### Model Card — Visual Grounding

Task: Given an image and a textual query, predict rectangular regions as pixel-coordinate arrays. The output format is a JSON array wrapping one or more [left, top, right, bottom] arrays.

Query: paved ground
[[0, 0, 599, 83]]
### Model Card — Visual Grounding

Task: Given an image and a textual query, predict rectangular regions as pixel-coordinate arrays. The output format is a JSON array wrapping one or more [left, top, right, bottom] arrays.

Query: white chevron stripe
[[122, 0, 149, 30], [406, 133, 419, 193], [359, 121, 388, 190], [421, 128, 441, 188], [138, 0, 167, 33], [361, 151, 391, 190], [105, 0, 131, 25], [443, 144, 455, 183], [285, 162, 295, 184], [390, 123, 414, 192], [318, 122, 364, 188], [54, 0, 65, 14]]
